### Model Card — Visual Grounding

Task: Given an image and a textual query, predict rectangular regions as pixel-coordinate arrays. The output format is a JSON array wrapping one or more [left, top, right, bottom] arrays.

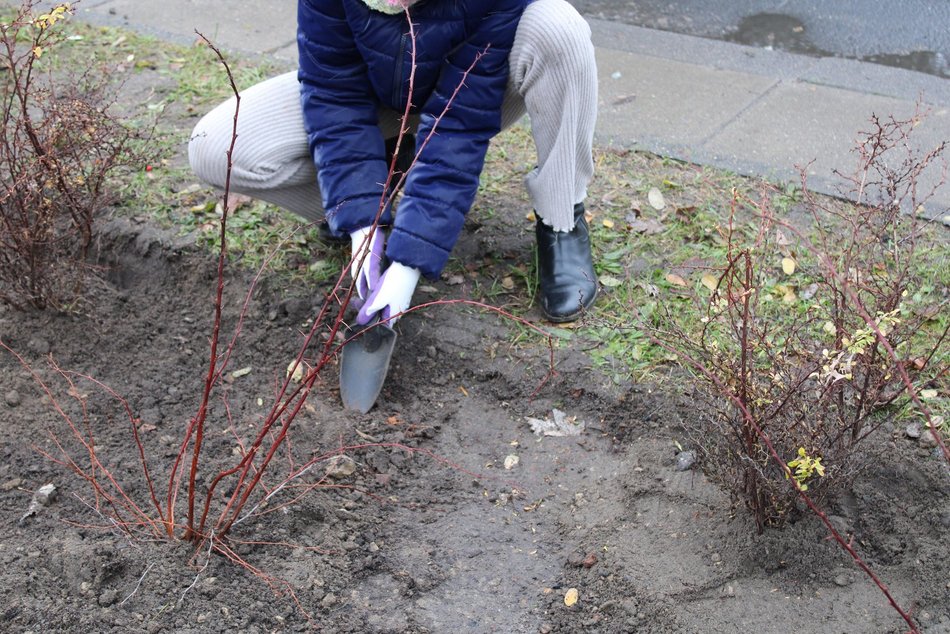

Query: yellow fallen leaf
[[701, 274, 718, 291], [602, 218, 615, 229], [920, 389, 938, 399], [286, 360, 303, 383], [564, 588, 579, 607], [230, 366, 252, 379], [782, 257, 797, 275], [501, 276, 515, 290], [525, 211, 536, 222], [666, 273, 687, 287]]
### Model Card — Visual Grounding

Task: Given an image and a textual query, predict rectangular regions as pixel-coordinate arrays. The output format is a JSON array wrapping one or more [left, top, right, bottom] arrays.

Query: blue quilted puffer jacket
[[298, 0, 529, 278]]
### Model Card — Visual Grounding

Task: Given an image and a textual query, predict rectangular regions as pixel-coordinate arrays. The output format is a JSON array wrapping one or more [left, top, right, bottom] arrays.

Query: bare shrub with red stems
[[647, 109, 947, 633], [0, 2, 150, 310], [2, 14, 556, 614]]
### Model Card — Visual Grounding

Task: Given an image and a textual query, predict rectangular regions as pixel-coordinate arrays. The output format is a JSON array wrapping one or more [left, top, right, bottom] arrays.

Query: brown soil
[[1, 196, 949, 634]]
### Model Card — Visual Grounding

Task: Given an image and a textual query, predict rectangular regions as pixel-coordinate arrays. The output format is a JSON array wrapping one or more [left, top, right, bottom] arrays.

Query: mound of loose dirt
[[1, 213, 948, 634]]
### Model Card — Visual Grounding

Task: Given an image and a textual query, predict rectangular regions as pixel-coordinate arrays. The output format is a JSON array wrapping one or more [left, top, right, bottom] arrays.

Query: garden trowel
[[339, 316, 397, 413]]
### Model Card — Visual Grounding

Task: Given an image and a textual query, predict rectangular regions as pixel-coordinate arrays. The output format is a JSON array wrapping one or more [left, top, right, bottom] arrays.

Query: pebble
[[320, 592, 338, 608], [905, 423, 922, 439], [721, 583, 737, 597], [98, 589, 118, 607], [919, 430, 939, 448], [27, 337, 49, 355], [4, 390, 20, 407], [0, 478, 22, 492], [674, 451, 696, 471], [35, 483, 57, 506], [710, 552, 721, 563], [326, 455, 357, 479], [834, 573, 853, 587]]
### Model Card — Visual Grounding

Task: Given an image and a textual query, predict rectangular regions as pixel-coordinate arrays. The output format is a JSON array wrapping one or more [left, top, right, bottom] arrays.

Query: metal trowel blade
[[339, 318, 397, 413]]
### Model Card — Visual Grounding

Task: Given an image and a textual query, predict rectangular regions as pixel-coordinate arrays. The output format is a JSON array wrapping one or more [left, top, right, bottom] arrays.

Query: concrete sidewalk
[[65, 0, 950, 218]]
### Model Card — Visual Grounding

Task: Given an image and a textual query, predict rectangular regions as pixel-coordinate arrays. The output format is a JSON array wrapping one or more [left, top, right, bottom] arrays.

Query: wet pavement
[[568, 0, 950, 78]]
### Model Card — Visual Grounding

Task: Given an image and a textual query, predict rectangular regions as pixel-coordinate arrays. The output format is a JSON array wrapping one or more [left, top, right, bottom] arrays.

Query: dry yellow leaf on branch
[[564, 588, 579, 607], [782, 257, 797, 275]]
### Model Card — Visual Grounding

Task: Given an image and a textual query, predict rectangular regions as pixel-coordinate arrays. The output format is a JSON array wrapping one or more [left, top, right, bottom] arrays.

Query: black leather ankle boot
[[536, 202, 598, 322]]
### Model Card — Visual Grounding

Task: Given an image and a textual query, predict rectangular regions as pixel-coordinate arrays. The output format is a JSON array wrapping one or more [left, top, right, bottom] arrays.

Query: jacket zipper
[[392, 31, 408, 109]]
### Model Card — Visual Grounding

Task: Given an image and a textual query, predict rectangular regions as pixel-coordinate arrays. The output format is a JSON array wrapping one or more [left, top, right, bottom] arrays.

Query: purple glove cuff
[[358, 230, 386, 296], [356, 265, 392, 326]]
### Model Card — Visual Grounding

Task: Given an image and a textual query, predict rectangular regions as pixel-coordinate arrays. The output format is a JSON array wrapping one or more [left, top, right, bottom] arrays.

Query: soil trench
[[1, 215, 948, 633]]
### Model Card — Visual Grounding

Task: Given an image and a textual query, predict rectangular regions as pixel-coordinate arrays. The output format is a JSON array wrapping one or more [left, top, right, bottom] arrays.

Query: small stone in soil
[[919, 430, 939, 448], [321, 592, 338, 608], [98, 589, 118, 607], [326, 455, 357, 479], [834, 573, 853, 587], [27, 337, 50, 355], [4, 390, 20, 407], [905, 423, 922, 439], [710, 552, 722, 563], [35, 483, 57, 506], [1, 478, 22, 492], [675, 451, 696, 471]]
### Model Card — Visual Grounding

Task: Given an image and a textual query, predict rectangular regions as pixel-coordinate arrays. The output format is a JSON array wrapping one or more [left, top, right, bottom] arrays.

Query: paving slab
[[703, 83, 949, 209], [595, 47, 775, 153]]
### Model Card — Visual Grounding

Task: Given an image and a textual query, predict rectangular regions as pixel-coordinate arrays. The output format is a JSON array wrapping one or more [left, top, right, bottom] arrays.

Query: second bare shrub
[[650, 111, 948, 532], [0, 2, 147, 310]]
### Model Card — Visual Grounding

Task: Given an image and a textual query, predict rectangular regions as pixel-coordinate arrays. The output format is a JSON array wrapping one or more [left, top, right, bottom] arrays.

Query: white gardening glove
[[356, 261, 421, 325], [349, 226, 385, 300]]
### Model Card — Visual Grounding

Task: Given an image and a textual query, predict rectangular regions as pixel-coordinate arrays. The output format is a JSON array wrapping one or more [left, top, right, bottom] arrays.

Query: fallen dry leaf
[[782, 257, 797, 275], [602, 218, 615, 229], [648, 187, 666, 210], [701, 274, 719, 291], [666, 273, 688, 287], [501, 276, 515, 290], [286, 360, 303, 383], [564, 588, 579, 607], [626, 216, 665, 234]]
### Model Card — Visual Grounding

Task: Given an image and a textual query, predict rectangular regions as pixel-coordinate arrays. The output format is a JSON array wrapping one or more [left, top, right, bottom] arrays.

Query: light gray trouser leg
[[187, 0, 597, 231]]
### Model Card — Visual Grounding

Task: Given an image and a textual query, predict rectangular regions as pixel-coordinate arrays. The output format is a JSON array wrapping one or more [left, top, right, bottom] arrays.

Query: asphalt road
[[569, 0, 950, 77]]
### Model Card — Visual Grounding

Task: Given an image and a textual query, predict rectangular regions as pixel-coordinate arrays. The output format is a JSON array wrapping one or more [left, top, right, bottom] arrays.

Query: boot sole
[[540, 285, 599, 323]]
